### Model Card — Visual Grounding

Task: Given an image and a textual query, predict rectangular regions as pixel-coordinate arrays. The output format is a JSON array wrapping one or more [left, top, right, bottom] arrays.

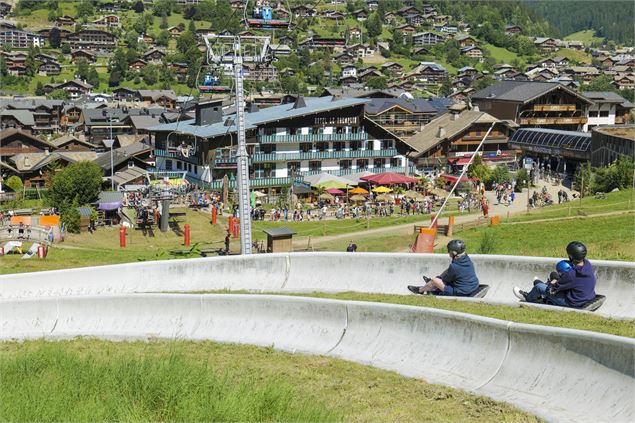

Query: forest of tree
[[524, 0, 634, 44]]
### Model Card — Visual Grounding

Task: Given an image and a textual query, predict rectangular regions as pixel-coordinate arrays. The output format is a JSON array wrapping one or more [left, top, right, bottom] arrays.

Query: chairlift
[[244, 0, 290, 30]]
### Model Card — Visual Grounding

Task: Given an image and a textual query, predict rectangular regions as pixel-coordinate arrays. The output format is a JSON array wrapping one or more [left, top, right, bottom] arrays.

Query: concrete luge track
[[1, 294, 633, 423], [1, 253, 634, 318]]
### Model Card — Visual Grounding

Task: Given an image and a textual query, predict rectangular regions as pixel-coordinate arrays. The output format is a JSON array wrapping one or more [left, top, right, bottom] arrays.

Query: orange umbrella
[[349, 187, 369, 194]]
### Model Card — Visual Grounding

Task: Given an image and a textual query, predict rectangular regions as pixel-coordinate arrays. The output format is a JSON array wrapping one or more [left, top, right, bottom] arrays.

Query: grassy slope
[[0, 340, 538, 423], [564, 29, 604, 44], [482, 42, 523, 64], [554, 48, 592, 64]]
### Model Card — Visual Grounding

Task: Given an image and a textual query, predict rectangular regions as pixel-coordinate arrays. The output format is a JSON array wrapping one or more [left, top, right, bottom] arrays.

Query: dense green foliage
[[4, 176, 23, 193], [48, 161, 102, 232], [592, 157, 634, 193], [524, 0, 634, 44], [49, 161, 102, 209]]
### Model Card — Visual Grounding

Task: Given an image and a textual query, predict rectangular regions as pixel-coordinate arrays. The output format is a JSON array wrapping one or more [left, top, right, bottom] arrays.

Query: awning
[[509, 128, 591, 160], [98, 201, 122, 211]]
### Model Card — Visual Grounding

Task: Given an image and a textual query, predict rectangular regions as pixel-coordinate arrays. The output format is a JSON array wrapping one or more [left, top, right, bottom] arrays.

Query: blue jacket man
[[514, 241, 596, 307], [408, 239, 480, 296]]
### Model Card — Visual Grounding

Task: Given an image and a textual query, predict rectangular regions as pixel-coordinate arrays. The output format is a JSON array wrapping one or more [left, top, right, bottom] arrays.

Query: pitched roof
[[136, 90, 177, 101], [128, 114, 162, 130], [93, 142, 151, 170], [112, 166, 147, 186], [471, 80, 592, 104], [49, 134, 97, 149], [404, 110, 511, 156], [582, 91, 629, 104], [365, 97, 448, 115], [0, 109, 35, 125]]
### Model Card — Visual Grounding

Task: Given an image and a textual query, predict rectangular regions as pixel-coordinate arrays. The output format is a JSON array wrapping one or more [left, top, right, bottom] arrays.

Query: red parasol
[[440, 174, 474, 183], [360, 172, 419, 185]]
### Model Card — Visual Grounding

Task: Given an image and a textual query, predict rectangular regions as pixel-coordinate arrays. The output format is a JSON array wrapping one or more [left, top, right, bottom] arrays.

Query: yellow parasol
[[315, 180, 348, 189], [371, 186, 392, 193], [349, 186, 369, 194]]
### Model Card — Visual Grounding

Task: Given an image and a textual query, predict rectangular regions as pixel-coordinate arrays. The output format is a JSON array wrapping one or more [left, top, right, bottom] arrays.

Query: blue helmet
[[556, 260, 572, 274]]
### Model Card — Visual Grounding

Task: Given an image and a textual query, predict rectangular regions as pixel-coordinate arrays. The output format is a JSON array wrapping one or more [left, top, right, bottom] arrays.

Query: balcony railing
[[251, 148, 398, 163], [532, 104, 576, 112], [520, 117, 587, 125], [258, 132, 368, 144], [211, 152, 238, 166], [296, 166, 410, 177], [209, 176, 302, 190]]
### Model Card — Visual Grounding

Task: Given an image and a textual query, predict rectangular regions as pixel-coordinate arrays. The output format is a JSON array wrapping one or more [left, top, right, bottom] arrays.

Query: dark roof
[[83, 107, 166, 125], [509, 128, 591, 156], [581, 91, 628, 104], [321, 87, 405, 98], [262, 227, 295, 237], [471, 80, 592, 104], [94, 142, 151, 170], [365, 97, 448, 115]]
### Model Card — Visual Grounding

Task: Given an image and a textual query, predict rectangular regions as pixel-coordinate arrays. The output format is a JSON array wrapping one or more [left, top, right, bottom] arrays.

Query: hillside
[[524, 0, 634, 45], [0, 0, 629, 98]]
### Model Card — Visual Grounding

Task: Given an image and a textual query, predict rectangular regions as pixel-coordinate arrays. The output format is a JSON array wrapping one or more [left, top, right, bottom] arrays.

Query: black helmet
[[447, 239, 466, 256], [566, 241, 587, 261]]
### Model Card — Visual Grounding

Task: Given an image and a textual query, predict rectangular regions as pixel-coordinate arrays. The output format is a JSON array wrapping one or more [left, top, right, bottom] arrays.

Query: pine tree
[[35, 81, 45, 95]]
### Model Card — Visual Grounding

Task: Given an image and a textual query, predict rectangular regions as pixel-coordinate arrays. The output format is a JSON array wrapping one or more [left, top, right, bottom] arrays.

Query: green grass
[[482, 42, 523, 65], [0, 208, 230, 275], [564, 30, 604, 44], [446, 213, 635, 261], [0, 340, 538, 422], [201, 291, 635, 339], [313, 212, 634, 257], [310, 190, 635, 258], [506, 189, 634, 223], [554, 48, 592, 64]]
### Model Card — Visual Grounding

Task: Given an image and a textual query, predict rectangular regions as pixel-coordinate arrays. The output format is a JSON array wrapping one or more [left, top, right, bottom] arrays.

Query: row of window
[[588, 110, 611, 118], [164, 159, 198, 174], [255, 140, 395, 154], [253, 158, 403, 177], [261, 126, 363, 136]]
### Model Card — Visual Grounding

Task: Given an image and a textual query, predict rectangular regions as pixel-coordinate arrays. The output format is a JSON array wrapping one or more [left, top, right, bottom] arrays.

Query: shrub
[[49, 161, 103, 211], [515, 168, 529, 192], [592, 157, 634, 193], [61, 204, 81, 233], [491, 164, 511, 184], [4, 175, 23, 193]]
